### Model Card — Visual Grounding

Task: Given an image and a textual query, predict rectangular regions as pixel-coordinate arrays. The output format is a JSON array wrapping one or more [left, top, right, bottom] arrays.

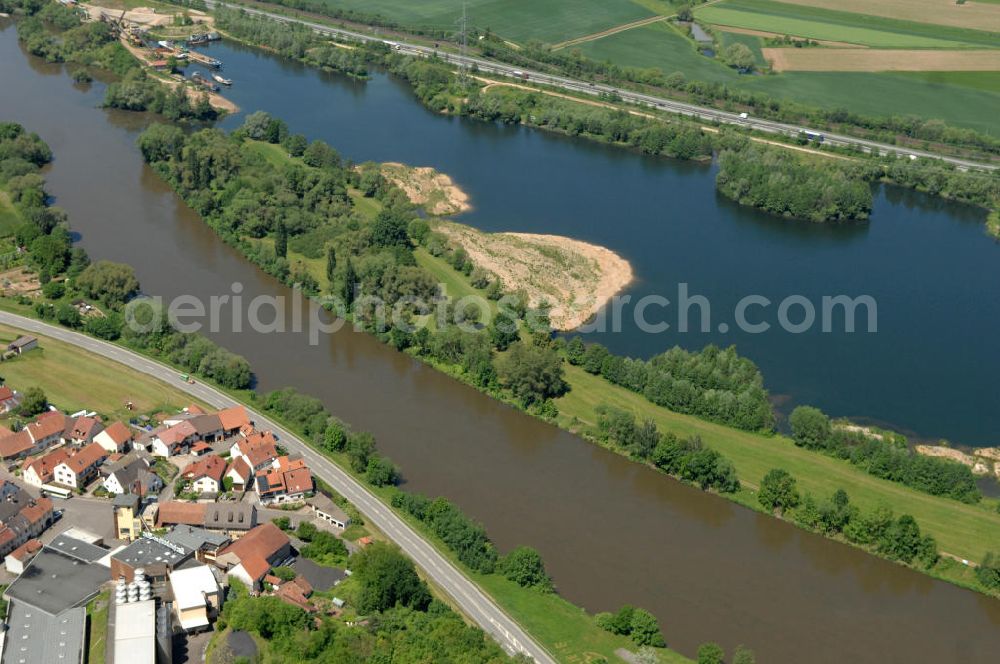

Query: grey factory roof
[[111, 535, 192, 569], [0, 601, 85, 664], [4, 546, 108, 616], [47, 532, 109, 563], [163, 524, 230, 552]]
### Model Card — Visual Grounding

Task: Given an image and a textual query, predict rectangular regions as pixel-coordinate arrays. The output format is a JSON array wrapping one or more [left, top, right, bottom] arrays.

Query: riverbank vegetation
[[133, 115, 1000, 598]]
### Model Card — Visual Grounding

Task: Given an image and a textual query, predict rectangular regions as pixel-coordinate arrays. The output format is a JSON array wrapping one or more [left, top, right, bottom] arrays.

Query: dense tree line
[[789, 406, 981, 503], [595, 404, 741, 493], [759, 468, 940, 569], [717, 143, 873, 222], [104, 70, 218, 122], [571, 337, 774, 431], [391, 491, 499, 574]]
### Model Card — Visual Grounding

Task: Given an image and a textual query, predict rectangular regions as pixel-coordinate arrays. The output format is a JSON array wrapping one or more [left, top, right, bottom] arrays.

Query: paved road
[[0, 311, 553, 664], [204, 0, 997, 172]]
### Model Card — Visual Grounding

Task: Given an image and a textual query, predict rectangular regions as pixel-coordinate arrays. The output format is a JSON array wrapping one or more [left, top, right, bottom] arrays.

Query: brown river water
[[2, 22, 999, 662]]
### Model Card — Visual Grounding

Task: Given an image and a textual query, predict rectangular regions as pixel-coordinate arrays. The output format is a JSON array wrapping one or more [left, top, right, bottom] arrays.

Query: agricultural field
[[764, 48, 1000, 71], [776, 0, 1000, 32], [576, 19, 739, 83], [308, 0, 662, 44], [694, 0, 999, 48]]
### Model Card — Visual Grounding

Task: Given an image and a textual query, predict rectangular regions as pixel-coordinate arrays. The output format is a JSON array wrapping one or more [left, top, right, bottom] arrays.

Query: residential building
[[52, 442, 108, 489], [180, 454, 227, 494], [64, 415, 103, 446], [0, 411, 69, 460], [308, 494, 351, 530], [22, 446, 71, 487], [229, 429, 279, 472], [150, 420, 198, 457], [0, 496, 53, 558], [103, 454, 163, 496], [225, 456, 252, 491], [155, 501, 257, 538], [255, 455, 313, 505], [169, 564, 222, 631], [4, 538, 41, 574], [216, 523, 291, 591], [94, 420, 134, 453], [0, 385, 20, 414]]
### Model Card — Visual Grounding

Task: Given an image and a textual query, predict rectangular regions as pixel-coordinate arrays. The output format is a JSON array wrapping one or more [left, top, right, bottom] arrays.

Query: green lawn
[[717, 29, 767, 66], [0, 323, 202, 420], [555, 364, 1000, 563], [86, 590, 110, 664], [577, 20, 739, 83], [695, 0, 1000, 48], [307, 0, 657, 44]]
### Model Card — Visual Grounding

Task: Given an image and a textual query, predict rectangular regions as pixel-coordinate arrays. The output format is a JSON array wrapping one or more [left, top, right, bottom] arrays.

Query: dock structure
[[185, 49, 222, 68]]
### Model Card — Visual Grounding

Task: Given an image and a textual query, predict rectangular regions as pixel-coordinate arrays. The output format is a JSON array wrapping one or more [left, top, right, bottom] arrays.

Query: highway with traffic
[[205, 0, 997, 172], [0, 311, 554, 664]]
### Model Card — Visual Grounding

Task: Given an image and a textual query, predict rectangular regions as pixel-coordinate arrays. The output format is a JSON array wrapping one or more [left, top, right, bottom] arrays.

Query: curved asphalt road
[[0, 311, 553, 664], [205, 0, 996, 172]]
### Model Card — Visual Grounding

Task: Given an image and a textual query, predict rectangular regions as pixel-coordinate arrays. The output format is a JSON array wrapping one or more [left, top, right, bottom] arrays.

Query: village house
[[230, 429, 280, 472], [0, 411, 69, 460], [53, 442, 108, 489], [102, 455, 163, 496], [0, 496, 53, 558], [216, 523, 291, 591], [225, 456, 252, 491], [0, 385, 21, 414], [94, 421, 134, 454], [217, 405, 251, 436], [255, 455, 313, 505], [180, 454, 227, 494], [22, 447, 71, 488], [4, 538, 42, 574], [163, 526, 230, 565], [150, 420, 198, 457], [63, 415, 104, 446]]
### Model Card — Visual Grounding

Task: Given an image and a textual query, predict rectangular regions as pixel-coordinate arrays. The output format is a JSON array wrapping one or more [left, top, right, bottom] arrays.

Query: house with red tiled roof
[[22, 447, 71, 488], [216, 523, 290, 591], [64, 415, 104, 446], [225, 456, 252, 492], [94, 421, 134, 454], [4, 537, 41, 574], [217, 406, 251, 435], [180, 455, 227, 494], [191, 441, 213, 456], [0, 385, 20, 414], [230, 430, 279, 472], [255, 456, 313, 506], [0, 496, 53, 558], [150, 420, 198, 457], [274, 575, 315, 612], [156, 501, 207, 528], [0, 412, 69, 460], [52, 442, 108, 489]]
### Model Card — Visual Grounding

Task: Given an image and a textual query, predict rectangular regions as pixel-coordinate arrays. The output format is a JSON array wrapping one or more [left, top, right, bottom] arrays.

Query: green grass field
[[717, 29, 767, 66], [307, 0, 657, 43], [577, 20, 739, 83], [555, 364, 1000, 563], [0, 192, 21, 238], [695, 0, 1000, 48], [0, 323, 201, 420]]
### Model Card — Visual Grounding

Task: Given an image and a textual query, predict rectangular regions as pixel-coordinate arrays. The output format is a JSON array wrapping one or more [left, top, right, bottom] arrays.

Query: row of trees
[[571, 337, 775, 432], [758, 468, 940, 568], [789, 406, 981, 503], [596, 404, 741, 493], [14, 1, 134, 75]]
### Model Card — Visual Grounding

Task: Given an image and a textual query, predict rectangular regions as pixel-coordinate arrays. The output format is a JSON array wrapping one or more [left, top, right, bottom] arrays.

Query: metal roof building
[[112, 599, 156, 664], [0, 600, 85, 664]]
